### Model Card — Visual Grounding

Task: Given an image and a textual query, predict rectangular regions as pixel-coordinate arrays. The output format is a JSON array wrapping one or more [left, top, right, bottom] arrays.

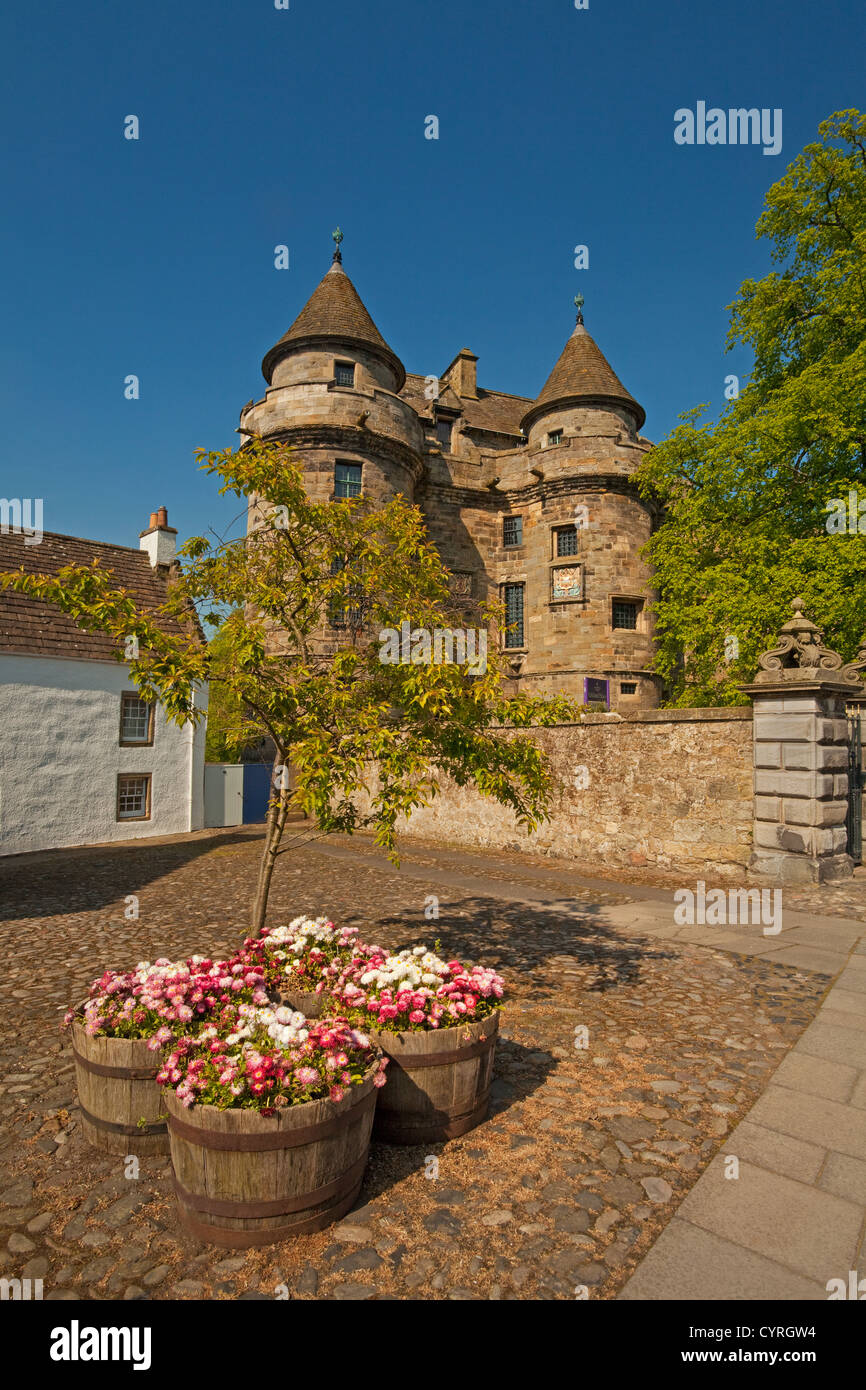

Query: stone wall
[[389, 707, 754, 877]]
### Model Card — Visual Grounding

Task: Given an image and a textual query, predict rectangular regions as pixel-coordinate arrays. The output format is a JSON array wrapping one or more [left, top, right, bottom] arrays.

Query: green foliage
[[203, 616, 250, 762], [0, 439, 583, 920], [638, 109, 866, 705]]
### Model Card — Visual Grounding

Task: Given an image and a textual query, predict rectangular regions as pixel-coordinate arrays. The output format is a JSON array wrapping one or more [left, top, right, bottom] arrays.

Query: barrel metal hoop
[[379, 1033, 496, 1070], [172, 1149, 368, 1219], [80, 1103, 167, 1137], [166, 1086, 376, 1152], [73, 1047, 159, 1082], [375, 1089, 491, 1144], [175, 1181, 364, 1246]]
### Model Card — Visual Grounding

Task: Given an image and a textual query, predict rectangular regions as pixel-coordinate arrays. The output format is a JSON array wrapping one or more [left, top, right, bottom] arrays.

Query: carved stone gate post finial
[[753, 596, 863, 684]]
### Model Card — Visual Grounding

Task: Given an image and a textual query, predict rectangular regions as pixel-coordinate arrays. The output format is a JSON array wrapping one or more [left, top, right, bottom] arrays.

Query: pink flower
[[409, 1010, 426, 1024]]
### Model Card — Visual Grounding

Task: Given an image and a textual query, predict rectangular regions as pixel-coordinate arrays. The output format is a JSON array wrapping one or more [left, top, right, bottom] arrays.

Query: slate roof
[[262, 261, 405, 387], [522, 323, 645, 431], [400, 373, 530, 438], [0, 530, 198, 662]]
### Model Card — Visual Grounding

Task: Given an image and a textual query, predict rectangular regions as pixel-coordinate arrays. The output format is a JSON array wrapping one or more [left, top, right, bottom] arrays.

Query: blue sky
[[1, 0, 863, 549]]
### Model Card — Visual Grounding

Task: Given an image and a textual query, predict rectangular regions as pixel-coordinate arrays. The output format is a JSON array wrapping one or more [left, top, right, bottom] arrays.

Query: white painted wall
[[0, 653, 208, 855]]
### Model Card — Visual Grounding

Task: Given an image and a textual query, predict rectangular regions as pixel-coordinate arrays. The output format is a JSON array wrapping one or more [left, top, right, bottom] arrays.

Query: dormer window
[[548, 430, 563, 446], [436, 417, 452, 448], [335, 361, 355, 387]]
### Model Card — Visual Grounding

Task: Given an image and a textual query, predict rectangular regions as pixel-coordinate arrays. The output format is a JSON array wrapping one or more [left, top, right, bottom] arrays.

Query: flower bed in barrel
[[65, 956, 269, 1154], [240, 916, 362, 1018], [64, 918, 504, 1245], [328, 945, 505, 1144], [157, 1004, 386, 1246]]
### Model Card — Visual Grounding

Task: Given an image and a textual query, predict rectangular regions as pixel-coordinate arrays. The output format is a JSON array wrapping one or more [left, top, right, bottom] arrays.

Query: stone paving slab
[[771, 1051, 859, 1104], [618, 1219, 828, 1301], [819, 1152, 866, 1204], [725, 1120, 826, 1184], [674, 1156, 863, 1279], [747, 1086, 866, 1160], [794, 1021, 866, 1068], [758, 945, 855, 974]]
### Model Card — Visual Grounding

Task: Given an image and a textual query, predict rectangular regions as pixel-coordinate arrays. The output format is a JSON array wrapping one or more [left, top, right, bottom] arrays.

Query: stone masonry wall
[[387, 708, 754, 876]]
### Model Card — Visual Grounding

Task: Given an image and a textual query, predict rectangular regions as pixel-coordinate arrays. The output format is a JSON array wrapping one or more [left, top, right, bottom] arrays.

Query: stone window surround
[[116, 772, 152, 823], [551, 523, 579, 559], [119, 691, 155, 748], [611, 595, 645, 632]]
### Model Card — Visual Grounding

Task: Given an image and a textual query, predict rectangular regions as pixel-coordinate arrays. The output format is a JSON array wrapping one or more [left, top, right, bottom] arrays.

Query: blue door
[[242, 763, 272, 824]]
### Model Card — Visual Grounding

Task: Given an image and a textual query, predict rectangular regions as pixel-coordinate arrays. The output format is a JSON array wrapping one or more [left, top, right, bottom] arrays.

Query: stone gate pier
[[742, 597, 865, 884]]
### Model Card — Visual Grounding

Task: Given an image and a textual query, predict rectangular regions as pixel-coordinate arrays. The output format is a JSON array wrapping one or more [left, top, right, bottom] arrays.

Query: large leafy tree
[[203, 615, 249, 763], [639, 109, 866, 705], [1, 439, 579, 932]]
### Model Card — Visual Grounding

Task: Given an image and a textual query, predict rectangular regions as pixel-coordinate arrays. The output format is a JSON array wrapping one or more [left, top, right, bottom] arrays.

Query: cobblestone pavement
[[0, 829, 832, 1301]]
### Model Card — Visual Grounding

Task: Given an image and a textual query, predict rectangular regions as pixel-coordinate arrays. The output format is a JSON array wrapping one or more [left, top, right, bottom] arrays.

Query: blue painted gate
[[242, 763, 273, 824]]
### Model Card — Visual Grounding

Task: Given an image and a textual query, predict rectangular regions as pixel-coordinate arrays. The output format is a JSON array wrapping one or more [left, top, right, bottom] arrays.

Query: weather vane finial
[[574, 292, 584, 325], [332, 227, 343, 263]]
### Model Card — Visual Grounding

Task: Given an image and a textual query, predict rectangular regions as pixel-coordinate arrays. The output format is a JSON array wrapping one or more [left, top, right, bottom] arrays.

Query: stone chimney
[[443, 347, 478, 400], [139, 506, 177, 568]]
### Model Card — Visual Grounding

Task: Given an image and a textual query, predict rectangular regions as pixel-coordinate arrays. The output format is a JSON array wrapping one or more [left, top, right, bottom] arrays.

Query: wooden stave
[[164, 1064, 379, 1248], [71, 1016, 169, 1156], [272, 985, 326, 1019], [368, 1011, 500, 1145]]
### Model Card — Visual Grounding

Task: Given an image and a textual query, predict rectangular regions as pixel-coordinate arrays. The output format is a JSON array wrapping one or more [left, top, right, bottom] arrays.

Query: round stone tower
[[241, 233, 424, 516], [501, 300, 660, 708]]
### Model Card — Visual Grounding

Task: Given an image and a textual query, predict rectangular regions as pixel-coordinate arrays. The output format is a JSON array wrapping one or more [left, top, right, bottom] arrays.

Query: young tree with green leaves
[[638, 108, 866, 705], [1, 439, 579, 933]]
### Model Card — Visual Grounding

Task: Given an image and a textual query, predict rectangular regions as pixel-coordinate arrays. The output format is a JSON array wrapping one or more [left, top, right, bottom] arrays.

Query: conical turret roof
[[521, 319, 644, 431], [262, 258, 405, 388]]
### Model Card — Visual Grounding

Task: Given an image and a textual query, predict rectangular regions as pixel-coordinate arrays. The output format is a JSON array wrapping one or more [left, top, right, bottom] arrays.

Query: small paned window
[[555, 525, 578, 557], [120, 692, 153, 745], [612, 600, 640, 630], [620, 682, 638, 695], [334, 463, 362, 499], [547, 430, 563, 446], [335, 362, 355, 387], [117, 774, 151, 821], [503, 583, 525, 648], [503, 515, 523, 547]]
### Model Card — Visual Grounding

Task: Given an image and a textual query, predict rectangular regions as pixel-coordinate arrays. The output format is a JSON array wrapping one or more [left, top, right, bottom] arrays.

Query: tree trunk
[[250, 754, 291, 936]]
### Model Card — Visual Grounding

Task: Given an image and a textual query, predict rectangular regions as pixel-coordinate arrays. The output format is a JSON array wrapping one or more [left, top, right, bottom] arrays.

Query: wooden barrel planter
[[270, 985, 325, 1019], [164, 1066, 379, 1248], [71, 1015, 169, 1156], [369, 1011, 499, 1145]]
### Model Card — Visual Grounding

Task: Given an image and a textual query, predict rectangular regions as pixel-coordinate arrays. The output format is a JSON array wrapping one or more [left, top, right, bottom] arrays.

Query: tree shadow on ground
[[347, 1034, 556, 1213], [365, 893, 677, 995], [0, 828, 266, 922]]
